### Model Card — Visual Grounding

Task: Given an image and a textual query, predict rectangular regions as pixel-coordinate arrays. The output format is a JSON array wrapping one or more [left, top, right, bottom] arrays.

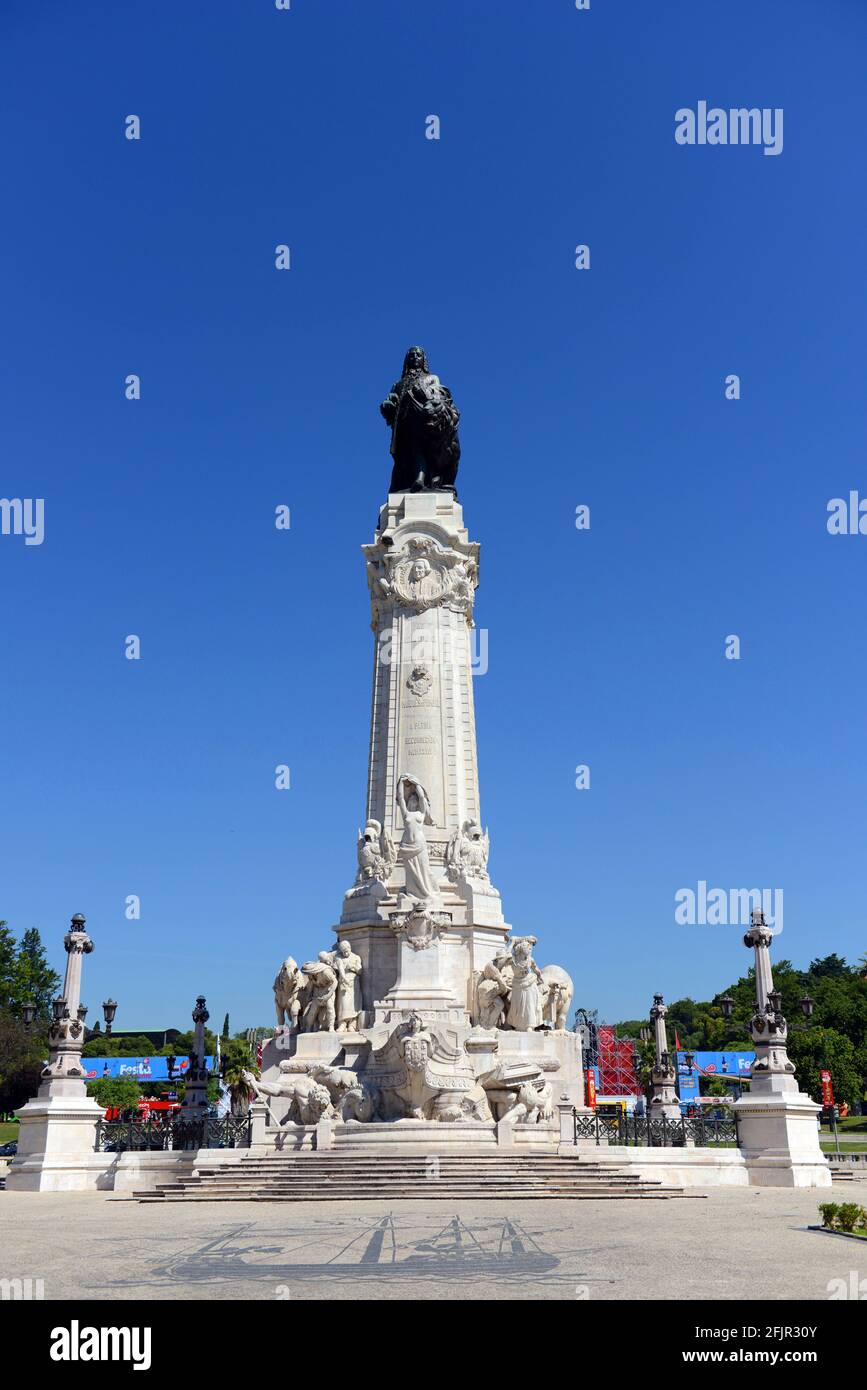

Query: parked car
[[0, 1141, 18, 1157]]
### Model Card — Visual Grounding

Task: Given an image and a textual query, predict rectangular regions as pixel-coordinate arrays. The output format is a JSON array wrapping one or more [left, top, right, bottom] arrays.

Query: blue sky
[[1, 0, 865, 1031]]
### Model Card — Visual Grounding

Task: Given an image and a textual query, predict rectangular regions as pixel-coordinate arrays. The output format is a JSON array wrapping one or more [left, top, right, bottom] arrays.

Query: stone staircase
[[134, 1152, 701, 1202]]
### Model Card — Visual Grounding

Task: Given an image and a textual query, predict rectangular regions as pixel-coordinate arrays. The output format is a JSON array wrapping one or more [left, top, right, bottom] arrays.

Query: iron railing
[[94, 1113, 251, 1153], [573, 1109, 738, 1147]]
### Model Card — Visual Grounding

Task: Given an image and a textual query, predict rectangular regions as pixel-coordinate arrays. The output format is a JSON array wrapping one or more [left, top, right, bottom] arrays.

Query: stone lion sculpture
[[309, 1066, 378, 1123], [338, 1082, 379, 1123], [504, 1079, 554, 1125], [480, 1064, 556, 1125]]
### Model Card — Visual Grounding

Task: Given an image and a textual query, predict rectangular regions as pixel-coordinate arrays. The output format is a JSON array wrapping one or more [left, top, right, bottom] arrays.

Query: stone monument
[[648, 994, 681, 1120], [259, 350, 583, 1148], [7, 915, 105, 1191], [180, 995, 210, 1119], [733, 910, 831, 1186]]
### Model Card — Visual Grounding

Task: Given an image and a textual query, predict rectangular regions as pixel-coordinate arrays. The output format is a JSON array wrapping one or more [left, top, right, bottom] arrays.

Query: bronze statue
[[380, 347, 460, 493]]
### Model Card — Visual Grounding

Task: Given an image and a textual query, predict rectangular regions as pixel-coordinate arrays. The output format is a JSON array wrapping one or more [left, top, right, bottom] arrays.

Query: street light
[[719, 995, 734, 1023], [51, 997, 68, 1024], [102, 998, 118, 1034], [800, 994, 814, 1022], [21, 1000, 36, 1029]]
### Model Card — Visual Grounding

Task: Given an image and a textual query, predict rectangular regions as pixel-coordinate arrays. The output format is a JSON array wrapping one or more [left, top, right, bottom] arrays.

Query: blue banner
[[677, 1050, 754, 1102], [80, 1056, 215, 1082]]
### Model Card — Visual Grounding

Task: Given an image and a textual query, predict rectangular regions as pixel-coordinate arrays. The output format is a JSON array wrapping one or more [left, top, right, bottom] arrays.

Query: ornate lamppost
[[102, 998, 118, 1035], [648, 994, 681, 1119], [743, 912, 797, 1089], [180, 995, 210, 1120], [40, 915, 94, 1097], [733, 908, 830, 1186], [7, 914, 104, 1192]]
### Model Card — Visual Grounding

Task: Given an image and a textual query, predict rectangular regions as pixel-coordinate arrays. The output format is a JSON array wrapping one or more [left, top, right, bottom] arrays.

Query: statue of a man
[[332, 940, 363, 1031], [380, 347, 460, 494], [301, 954, 338, 1032]]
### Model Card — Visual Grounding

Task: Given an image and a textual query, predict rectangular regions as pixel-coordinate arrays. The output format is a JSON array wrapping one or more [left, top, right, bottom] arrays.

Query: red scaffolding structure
[[596, 1024, 641, 1096]]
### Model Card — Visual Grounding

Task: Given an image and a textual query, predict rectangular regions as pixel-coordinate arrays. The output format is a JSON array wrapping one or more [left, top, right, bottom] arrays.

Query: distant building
[[107, 1029, 183, 1050]]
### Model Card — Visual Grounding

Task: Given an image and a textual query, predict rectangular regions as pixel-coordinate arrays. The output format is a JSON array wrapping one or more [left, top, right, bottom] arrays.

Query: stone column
[[336, 492, 509, 1020], [648, 994, 681, 1120], [734, 910, 830, 1187], [7, 915, 106, 1192], [180, 996, 210, 1118]]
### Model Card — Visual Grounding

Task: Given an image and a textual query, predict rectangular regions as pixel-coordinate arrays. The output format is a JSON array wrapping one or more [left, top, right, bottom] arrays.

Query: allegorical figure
[[301, 954, 338, 1032], [273, 956, 305, 1030], [396, 773, 439, 903], [355, 818, 396, 885], [506, 937, 545, 1032], [331, 939, 363, 1031], [380, 346, 461, 493]]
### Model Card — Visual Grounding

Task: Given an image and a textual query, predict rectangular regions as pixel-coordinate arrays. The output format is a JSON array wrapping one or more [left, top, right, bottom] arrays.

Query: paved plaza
[[1, 1184, 861, 1301]]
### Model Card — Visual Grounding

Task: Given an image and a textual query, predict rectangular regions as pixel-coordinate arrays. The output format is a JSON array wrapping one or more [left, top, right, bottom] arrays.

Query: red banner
[[820, 1070, 834, 1107], [586, 1072, 597, 1108]]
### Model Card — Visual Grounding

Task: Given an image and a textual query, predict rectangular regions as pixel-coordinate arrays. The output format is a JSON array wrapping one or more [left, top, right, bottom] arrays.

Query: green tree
[[0, 922, 21, 1011], [809, 954, 849, 979], [82, 1033, 159, 1058], [16, 928, 60, 1016], [221, 1012, 230, 1039], [171, 1026, 217, 1058], [787, 1028, 864, 1108], [223, 1063, 258, 1115], [0, 1011, 49, 1112], [219, 1036, 251, 1070], [86, 1077, 142, 1113]]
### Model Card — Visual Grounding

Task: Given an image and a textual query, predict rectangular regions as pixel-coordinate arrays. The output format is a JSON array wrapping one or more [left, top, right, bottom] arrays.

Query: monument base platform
[[734, 1091, 832, 1188], [7, 1094, 104, 1193]]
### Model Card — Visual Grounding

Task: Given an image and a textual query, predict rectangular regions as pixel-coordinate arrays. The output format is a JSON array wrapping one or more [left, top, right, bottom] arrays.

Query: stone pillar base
[[735, 1090, 832, 1188], [7, 1094, 105, 1192]]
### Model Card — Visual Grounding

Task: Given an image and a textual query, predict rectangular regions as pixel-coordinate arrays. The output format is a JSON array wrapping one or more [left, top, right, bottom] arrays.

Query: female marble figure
[[506, 938, 545, 1032], [396, 774, 438, 902]]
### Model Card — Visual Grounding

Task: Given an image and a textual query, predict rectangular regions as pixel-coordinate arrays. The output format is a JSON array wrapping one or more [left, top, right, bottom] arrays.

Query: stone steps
[[134, 1153, 699, 1202]]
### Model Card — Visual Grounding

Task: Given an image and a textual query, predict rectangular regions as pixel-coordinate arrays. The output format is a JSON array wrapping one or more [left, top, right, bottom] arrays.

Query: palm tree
[[223, 1063, 259, 1116]]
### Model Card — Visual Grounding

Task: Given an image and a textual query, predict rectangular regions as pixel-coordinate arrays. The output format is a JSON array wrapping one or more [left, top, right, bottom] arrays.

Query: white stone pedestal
[[735, 1091, 831, 1188], [7, 915, 106, 1192], [734, 913, 832, 1188], [7, 1095, 105, 1192]]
